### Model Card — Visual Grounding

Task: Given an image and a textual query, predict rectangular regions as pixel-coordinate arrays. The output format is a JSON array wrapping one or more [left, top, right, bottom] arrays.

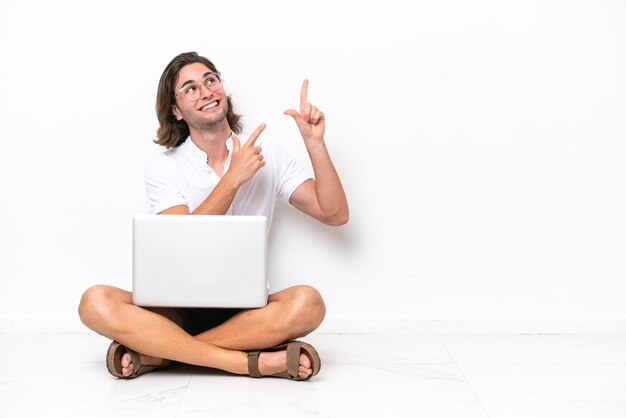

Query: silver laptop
[[132, 214, 269, 308]]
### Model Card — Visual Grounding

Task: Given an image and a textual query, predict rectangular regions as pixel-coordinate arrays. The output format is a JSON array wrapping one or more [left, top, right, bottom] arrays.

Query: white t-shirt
[[144, 134, 311, 226]]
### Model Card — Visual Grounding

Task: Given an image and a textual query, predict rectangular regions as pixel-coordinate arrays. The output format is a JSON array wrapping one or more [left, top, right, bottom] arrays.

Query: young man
[[78, 52, 348, 381]]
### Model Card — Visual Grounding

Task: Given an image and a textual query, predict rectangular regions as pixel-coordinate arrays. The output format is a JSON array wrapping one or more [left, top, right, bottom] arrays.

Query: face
[[171, 62, 229, 132]]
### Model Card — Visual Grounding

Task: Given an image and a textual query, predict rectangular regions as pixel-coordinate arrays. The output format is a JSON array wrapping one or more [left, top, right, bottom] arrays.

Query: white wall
[[1, 0, 625, 333]]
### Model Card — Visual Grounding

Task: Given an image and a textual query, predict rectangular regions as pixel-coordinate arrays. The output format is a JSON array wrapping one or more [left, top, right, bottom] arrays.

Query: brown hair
[[155, 52, 243, 148]]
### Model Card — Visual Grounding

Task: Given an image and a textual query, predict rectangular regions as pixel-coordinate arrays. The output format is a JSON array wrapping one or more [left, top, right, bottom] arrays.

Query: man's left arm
[[284, 80, 349, 226]]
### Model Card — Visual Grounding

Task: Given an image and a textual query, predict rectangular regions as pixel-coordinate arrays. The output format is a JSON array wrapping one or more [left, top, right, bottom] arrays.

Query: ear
[[171, 105, 183, 121]]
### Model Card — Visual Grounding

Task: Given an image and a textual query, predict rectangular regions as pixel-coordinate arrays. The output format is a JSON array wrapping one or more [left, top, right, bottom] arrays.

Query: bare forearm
[[304, 140, 349, 221], [191, 174, 240, 215]]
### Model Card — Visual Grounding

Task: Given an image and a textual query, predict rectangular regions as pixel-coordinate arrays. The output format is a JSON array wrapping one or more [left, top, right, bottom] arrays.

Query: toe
[[122, 364, 134, 377], [121, 353, 134, 377], [298, 353, 313, 379], [298, 365, 312, 379], [121, 353, 132, 368], [300, 354, 311, 369]]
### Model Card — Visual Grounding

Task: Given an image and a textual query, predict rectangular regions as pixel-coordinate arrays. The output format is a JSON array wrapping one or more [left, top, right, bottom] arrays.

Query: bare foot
[[258, 350, 313, 379], [120, 352, 163, 377], [119, 348, 313, 379]]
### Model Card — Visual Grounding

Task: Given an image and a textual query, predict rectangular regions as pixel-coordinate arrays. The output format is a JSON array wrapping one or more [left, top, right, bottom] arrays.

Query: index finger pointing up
[[300, 79, 309, 110], [245, 123, 266, 148]]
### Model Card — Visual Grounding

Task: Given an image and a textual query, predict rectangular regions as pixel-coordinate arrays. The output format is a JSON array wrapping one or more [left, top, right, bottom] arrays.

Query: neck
[[189, 121, 232, 164]]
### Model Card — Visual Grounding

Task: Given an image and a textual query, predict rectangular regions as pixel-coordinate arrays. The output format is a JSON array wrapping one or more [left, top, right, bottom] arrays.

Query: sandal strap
[[126, 348, 143, 373], [248, 351, 262, 378], [286, 343, 301, 378], [126, 347, 171, 377]]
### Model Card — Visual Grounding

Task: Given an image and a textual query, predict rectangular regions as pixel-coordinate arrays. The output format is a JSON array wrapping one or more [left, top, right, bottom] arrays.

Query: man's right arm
[[159, 174, 240, 215], [159, 124, 267, 215]]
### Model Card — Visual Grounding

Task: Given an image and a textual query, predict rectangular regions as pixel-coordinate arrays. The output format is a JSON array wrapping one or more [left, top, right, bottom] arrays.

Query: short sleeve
[[273, 142, 313, 204], [144, 157, 188, 214]]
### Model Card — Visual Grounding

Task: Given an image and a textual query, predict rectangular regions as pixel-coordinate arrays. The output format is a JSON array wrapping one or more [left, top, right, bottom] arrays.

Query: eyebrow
[[179, 72, 216, 90]]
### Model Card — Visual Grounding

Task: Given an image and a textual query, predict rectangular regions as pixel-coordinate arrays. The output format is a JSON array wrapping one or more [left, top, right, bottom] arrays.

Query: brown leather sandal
[[247, 341, 321, 381], [106, 341, 172, 379]]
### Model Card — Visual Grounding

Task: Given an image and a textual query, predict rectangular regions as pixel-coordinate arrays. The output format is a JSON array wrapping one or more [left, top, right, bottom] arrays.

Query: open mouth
[[200, 101, 219, 111]]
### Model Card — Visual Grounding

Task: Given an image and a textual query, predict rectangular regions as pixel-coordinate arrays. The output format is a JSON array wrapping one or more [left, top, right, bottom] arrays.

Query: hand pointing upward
[[284, 80, 325, 143]]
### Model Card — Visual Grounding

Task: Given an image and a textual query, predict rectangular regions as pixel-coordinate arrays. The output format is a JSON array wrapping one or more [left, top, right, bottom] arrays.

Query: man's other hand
[[226, 123, 266, 187], [284, 80, 325, 144]]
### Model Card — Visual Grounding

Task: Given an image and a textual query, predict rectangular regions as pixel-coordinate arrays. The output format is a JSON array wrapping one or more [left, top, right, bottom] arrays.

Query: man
[[78, 52, 348, 381]]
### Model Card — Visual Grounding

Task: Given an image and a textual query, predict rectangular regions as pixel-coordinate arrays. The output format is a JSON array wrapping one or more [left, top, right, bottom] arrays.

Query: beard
[[184, 98, 230, 132]]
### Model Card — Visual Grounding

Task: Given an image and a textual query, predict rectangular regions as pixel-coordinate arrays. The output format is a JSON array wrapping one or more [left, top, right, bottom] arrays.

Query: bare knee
[[78, 285, 128, 333], [282, 285, 326, 338], [78, 285, 108, 327]]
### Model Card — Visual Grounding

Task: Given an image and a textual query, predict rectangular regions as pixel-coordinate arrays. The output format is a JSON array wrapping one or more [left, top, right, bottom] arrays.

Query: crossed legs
[[78, 284, 326, 378]]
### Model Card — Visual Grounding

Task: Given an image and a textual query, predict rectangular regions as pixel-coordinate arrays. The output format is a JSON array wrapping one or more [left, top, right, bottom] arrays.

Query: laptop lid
[[132, 214, 269, 308]]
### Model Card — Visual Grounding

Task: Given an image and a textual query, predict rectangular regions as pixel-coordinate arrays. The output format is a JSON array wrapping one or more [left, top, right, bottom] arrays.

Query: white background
[[1, 0, 625, 332]]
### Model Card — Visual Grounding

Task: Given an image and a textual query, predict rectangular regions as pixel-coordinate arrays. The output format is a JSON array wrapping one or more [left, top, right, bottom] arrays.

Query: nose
[[198, 82, 213, 99]]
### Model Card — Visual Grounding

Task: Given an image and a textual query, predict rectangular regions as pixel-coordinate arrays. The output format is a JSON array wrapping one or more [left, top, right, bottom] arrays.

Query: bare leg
[[194, 285, 326, 378], [195, 285, 326, 350], [78, 284, 325, 378]]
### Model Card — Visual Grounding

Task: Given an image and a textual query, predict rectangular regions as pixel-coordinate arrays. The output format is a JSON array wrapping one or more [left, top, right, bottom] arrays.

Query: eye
[[183, 84, 198, 95], [205, 75, 219, 86]]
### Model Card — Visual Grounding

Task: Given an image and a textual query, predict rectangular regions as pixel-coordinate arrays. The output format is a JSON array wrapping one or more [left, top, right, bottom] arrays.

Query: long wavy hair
[[155, 52, 243, 148]]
